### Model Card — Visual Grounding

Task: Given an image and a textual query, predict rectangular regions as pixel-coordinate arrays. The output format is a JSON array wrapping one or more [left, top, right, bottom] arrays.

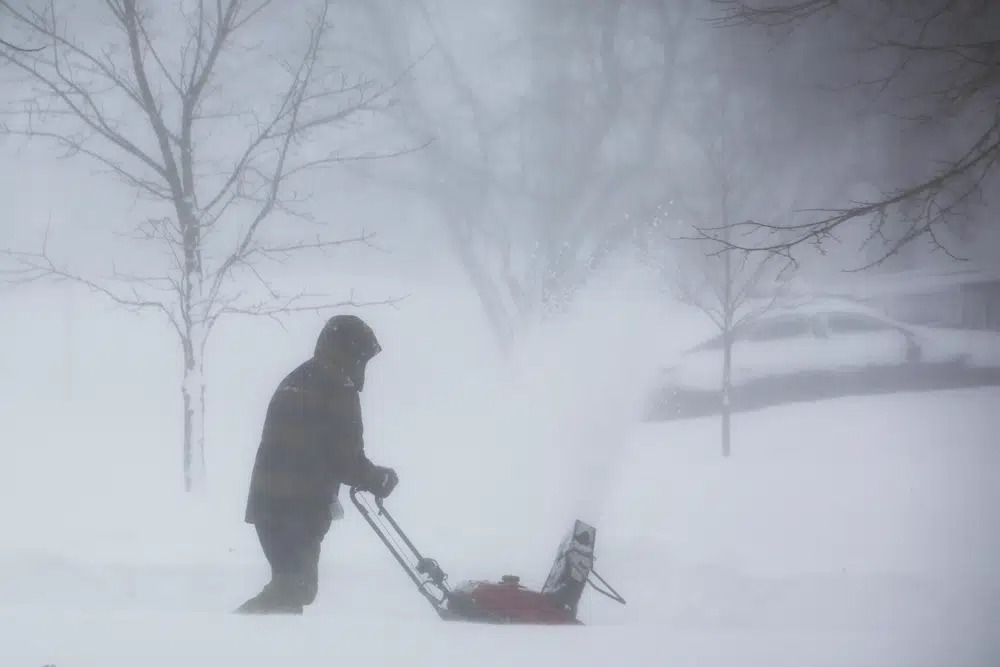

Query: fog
[[1, 1, 999, 665]]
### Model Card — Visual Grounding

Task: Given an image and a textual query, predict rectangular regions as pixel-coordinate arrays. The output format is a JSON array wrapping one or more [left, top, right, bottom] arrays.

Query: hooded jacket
[[244, 337, 380, 528]]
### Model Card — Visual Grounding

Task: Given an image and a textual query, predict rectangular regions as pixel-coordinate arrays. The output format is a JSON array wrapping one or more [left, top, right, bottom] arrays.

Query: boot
[[235, 574, 305, 615]]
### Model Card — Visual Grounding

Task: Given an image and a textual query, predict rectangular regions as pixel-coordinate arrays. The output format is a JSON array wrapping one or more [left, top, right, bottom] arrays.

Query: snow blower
[[349, 487, 626, 625]]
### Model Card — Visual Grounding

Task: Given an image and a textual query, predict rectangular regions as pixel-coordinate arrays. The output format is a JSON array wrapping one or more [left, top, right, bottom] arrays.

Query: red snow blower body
[[349, 487, 625, 625]]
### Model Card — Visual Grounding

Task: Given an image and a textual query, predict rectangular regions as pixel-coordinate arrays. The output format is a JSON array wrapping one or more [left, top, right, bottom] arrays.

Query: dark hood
[[314, 315, 381, 391]]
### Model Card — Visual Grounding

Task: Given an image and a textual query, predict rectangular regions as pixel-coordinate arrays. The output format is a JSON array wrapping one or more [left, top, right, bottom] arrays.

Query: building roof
[[756, 265, 1000, 300]]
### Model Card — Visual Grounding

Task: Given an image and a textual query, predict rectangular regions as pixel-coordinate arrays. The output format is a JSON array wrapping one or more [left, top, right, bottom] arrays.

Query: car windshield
[[691, 315, 814, 350], [823, 312, 898, 334], [742, 317, 813, 341]]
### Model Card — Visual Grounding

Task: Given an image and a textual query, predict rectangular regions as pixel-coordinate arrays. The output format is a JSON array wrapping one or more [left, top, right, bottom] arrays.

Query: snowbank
[[1, 266, 999, 666]]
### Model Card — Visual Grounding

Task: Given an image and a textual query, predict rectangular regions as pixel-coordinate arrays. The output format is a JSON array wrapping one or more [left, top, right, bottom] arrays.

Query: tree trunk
[[720, 172, 735, 458], [63, 286, 74, 400], [721, 210, 734, 458], [440, 204, 515, 355], [181, 328, 207, 492], [721, 329, 732, 458], [178, 191, 206, 491]]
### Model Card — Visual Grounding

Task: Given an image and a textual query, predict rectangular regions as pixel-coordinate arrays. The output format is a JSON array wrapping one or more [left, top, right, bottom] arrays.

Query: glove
[[367, 466, 398, 499]]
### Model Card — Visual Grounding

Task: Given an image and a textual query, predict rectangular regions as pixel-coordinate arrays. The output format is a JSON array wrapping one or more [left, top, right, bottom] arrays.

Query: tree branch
[[0, 36, 45, 52], [708, 0, 837, 29], [206, 289, 407, 333], [701, 113, 1000, 267], [1, 227, 184, 340], [706, 0, 1000, 267]]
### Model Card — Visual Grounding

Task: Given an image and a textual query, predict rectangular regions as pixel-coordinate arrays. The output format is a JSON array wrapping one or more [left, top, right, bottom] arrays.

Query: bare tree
[[1, 8, 45, 282], [348, 0, 693, 351], [0, 0, 412, 491], [644, 60, 797, 457], [659, 215, 790, 457], [705, 0, 1000, 268]]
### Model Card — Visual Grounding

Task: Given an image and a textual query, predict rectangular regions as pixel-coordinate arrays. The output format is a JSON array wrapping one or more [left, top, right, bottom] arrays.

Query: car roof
[[683, 299, 904, 353], [756, 297, 896, 322]]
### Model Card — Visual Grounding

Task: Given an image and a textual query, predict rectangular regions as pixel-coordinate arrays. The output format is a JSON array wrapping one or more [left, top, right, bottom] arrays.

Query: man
[[236, 314, 398, 614]]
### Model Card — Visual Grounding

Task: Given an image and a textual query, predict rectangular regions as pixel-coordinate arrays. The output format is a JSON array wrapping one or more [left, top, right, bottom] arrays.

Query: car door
[[729, 313, 827, 387]]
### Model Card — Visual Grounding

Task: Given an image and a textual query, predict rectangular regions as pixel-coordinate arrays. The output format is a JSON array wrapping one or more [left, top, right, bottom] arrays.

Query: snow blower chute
[[349, 487, 625, 625]]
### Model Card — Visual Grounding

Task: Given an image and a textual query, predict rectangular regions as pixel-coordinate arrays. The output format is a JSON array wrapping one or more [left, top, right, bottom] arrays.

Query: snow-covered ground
[[1, 268, 998, 666]]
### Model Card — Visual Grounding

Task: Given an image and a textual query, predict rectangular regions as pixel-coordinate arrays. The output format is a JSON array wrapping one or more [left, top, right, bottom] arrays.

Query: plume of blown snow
[[454, 255, 688, 570]]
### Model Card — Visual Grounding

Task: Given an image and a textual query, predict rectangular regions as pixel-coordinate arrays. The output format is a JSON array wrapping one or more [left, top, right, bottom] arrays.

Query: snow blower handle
[[349, 486, 452, 618], [368, 494, 447, 584]]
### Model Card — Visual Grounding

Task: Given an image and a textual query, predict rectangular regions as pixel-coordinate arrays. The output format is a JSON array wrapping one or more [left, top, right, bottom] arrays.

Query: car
[[645, 298, 1000, 420]]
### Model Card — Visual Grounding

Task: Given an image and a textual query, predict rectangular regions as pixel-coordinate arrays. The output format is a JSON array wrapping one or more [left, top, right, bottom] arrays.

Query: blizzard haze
[[1, 1, 999, 666]]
